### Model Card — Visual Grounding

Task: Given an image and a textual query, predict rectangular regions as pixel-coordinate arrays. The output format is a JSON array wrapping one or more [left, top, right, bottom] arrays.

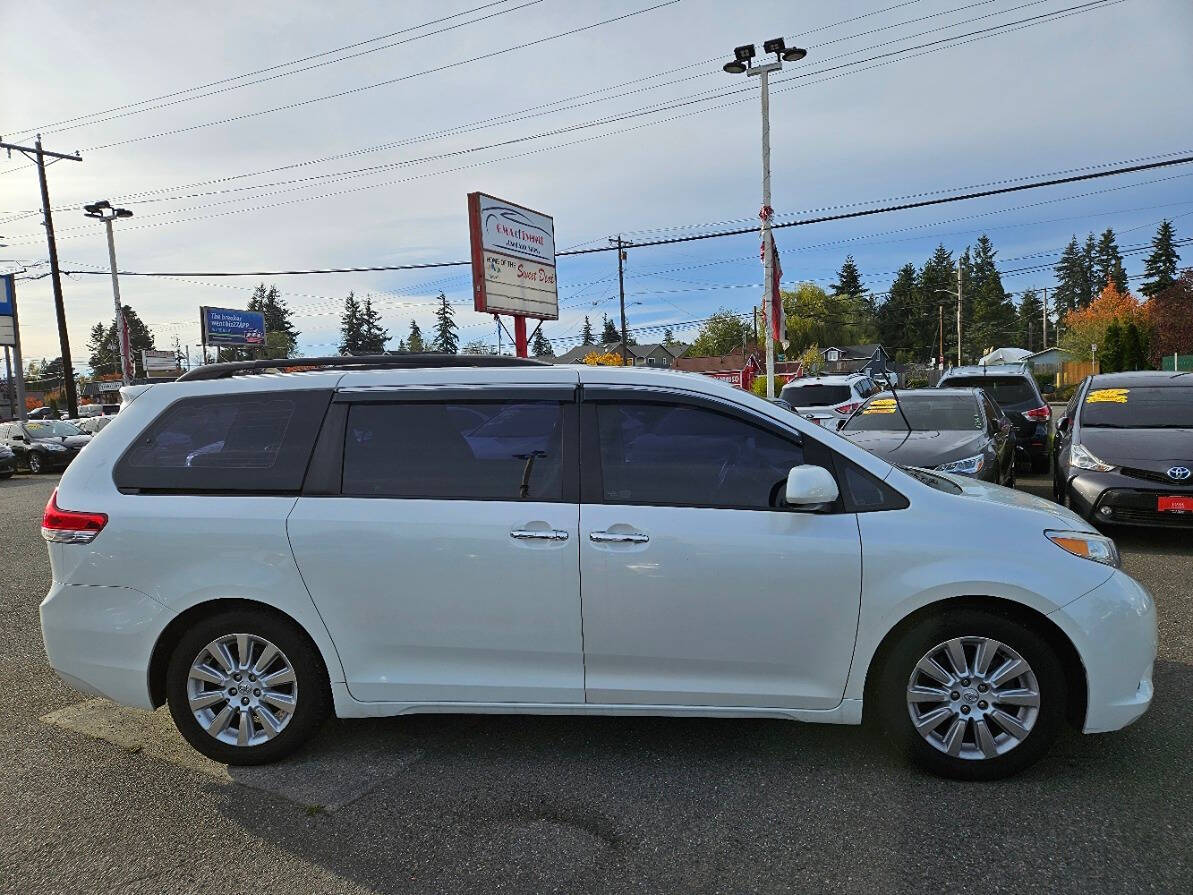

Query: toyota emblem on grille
[[1168, 466, 1191, 481]]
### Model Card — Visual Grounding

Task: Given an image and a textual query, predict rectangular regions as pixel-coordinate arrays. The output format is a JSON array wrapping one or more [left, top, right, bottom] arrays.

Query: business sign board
[[200, 306, 266, 347], [467, 192, 558, 320], [0, 275, 14, 347], [142, 349, 181, 378]]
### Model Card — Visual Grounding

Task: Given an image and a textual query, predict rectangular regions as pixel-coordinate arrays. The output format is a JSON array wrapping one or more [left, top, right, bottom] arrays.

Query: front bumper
[[1067, 471, 1193, 528], [40, 583, 174, 709], [1050, 571, 1156, 733]]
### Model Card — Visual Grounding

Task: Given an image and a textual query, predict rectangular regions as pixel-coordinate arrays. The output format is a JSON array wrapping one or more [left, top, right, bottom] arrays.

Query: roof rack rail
[[176, 353, 547, 382]]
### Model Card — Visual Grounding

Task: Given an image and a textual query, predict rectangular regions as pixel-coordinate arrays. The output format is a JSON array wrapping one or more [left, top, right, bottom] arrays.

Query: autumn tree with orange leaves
[[1059, 281, 1151, 364]]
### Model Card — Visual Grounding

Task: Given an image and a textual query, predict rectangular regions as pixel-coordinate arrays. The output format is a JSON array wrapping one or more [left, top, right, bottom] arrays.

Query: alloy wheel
[[186, 633, 298, 747], [905, 635, 1041, 760]]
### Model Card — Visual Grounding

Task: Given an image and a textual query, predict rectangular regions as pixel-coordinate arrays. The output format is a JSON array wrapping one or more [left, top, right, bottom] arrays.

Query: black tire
[[876, 608, 1067, 781], [27, 452, 43, 474], [166, 608, 331, 765]]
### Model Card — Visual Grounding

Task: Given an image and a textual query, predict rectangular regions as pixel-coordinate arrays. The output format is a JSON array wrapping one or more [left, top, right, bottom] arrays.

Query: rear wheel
[[877, 609, 1066, 780], [166, 609, 330, 765]]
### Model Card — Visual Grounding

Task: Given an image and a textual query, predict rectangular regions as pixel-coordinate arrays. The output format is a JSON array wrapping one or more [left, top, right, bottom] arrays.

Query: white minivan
[[39, 356, 1155, 780]]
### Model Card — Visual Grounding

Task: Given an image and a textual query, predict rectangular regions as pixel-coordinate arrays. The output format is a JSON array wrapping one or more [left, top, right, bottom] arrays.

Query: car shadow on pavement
[[207, 659, 1193, 895]]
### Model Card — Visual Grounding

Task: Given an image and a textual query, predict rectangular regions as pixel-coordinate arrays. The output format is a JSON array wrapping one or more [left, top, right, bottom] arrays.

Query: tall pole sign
[[1, 275, 28, 420], [467, 192, 558, 357]]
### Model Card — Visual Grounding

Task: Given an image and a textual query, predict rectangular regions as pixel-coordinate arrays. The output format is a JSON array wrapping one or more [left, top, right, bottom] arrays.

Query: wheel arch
[[861, 595, 1088, 729], [148, 598, 330, 709]]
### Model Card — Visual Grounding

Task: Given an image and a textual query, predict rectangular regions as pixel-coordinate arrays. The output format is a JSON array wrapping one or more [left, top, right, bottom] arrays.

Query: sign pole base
[[514, 316, 528, 358]]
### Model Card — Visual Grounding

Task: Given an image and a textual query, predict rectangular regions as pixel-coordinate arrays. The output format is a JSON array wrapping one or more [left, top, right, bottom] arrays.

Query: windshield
[[941, 376, 1036, 408], [1080, 385, 1193, 428], [779, 383, 852, 407], [25, 421, 83, 438], [843, 393, 982, 432]]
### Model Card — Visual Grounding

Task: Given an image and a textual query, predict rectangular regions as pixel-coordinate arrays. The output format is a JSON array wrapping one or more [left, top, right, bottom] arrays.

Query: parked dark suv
[[1053, 371, 1193, 527], [937, 364, 1052, 472]]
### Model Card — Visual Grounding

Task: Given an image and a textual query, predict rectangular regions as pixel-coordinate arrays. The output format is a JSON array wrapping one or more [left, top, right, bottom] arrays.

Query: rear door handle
[[589, 530, 649, 544], [510, 529, 570, 542]]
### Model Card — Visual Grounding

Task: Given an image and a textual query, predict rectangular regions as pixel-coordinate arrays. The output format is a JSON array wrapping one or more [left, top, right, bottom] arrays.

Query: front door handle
[[589, 530, 649, 544], [510, 528, 570, 542]]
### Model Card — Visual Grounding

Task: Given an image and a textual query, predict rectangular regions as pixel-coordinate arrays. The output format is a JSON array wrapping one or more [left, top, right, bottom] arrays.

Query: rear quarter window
[[114, 390, 332, 493]]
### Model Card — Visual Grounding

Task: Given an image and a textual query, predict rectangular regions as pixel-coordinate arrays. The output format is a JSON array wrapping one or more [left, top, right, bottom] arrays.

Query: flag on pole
[[759, 207, 784, 346]]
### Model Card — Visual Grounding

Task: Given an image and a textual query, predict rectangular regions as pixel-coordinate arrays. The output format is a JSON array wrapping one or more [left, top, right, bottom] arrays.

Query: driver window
[[596, 402, 804, 509]]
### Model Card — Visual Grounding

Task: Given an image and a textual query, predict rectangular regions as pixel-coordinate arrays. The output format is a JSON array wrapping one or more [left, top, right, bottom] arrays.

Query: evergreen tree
[[530, 327, 552, 358], [1081, 233, 1098, 308], [1121, 321, 1146, 371], [580, 316, 595, 345], [1101, 321, 1123, 373], [432, 293, 458, 353], [967, 235, 1016, 358], [1017, 289, 1043, 351], [1052, 236, 1087, 320], [358, 295, 389, 353], [338, 292, 364, 355], [830, 255, 865, 299], [1094, 228, 1128, 295], [876, 263, 921, 356], [600, 313, 620, 344], [407, 320, 425, 353], [1140, 219, 1181, 297]]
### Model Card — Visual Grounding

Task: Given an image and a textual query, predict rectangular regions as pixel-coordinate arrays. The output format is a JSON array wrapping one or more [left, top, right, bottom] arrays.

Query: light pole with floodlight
[[723, 38, 806, 398], [83, 201, 135, 386]]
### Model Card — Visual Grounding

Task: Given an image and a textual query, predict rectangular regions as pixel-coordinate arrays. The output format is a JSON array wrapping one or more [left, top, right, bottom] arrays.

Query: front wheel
[[166, 609, 330, 765], [877, 609, 1066, 780]]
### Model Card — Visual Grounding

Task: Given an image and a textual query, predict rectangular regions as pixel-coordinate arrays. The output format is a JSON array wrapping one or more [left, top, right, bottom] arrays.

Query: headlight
[[1070, 442, 1115, 472], [1046, 530, 1121, 567], [934, 453, 985, 475]]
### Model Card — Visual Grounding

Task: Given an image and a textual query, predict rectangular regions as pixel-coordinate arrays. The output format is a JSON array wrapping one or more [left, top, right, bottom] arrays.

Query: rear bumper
[[40, 583, 173, 709], [1067, 473, 1193, 528], [1049, 571, 1156, 733]]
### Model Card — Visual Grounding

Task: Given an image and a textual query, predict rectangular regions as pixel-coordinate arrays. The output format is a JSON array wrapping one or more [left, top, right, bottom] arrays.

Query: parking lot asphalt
[[2, 472, 1191, 895]]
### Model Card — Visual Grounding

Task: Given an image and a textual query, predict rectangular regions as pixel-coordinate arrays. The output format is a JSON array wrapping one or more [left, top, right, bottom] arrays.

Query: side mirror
[[785, 465, 840, 511]]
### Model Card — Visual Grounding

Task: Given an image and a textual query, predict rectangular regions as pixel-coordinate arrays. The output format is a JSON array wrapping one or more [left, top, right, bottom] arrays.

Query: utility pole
[[0, 135, 83, 416], [956, 259, 963, 367], [84, 201, 135, 386], [1041, 286, 1048, 348], [610, 235, 630, 365]]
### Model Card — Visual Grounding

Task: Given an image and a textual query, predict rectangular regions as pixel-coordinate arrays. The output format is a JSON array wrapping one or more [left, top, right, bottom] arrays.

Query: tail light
[[1023, 405, 1051, 422], [835, 402, 862, 416], [41, 489, 107, 544]]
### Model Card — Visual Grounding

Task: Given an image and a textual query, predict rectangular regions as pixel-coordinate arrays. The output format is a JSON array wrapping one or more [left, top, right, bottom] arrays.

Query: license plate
[[1158, 496, 1193, 513]]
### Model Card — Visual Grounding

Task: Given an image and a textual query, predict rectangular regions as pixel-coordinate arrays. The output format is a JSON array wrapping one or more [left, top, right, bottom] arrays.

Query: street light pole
[[84, 202, 135, 386], [724, 38, 806, 399]]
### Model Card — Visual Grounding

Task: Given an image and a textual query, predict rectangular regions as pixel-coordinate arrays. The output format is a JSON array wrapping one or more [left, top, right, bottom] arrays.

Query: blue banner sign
[[201, 306, 266, 346]]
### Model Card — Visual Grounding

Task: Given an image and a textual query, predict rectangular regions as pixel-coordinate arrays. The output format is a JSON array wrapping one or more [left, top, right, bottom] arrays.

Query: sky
[[2, 0, 1191, 370]]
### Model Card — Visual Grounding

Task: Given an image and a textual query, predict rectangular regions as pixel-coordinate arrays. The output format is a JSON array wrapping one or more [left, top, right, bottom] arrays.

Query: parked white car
[[40, 357, 1155, 779], [778, 373, 879, 428]]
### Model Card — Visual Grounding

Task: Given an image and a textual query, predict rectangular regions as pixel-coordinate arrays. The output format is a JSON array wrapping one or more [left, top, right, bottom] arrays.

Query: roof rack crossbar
[[176, 353, 547, 382]]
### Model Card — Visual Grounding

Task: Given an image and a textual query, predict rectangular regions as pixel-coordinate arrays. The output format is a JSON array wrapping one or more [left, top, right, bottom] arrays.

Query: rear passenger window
[[342, 401, 565, 501], [114, 390, 331, 493]]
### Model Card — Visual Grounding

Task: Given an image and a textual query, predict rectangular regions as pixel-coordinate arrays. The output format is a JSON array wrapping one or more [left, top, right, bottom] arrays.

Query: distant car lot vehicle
[[0, 419, 91, 473], [839, 388, 1015, 485], [778, 373, 878, 428], [1053, 371, 1193, 527], [0, 443, 15, 478], [74, 415, 116, 436], [39, 356, 1154, 780], [936, 365, 1053, 473]]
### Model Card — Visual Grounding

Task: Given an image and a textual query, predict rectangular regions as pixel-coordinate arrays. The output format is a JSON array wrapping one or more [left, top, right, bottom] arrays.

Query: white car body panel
[[39, 365, 1154, 744]]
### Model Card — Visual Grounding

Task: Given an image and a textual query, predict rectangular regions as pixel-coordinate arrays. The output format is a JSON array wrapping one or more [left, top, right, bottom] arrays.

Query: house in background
[[554, 341, 688, 367], [820, 344, 894, 377]]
